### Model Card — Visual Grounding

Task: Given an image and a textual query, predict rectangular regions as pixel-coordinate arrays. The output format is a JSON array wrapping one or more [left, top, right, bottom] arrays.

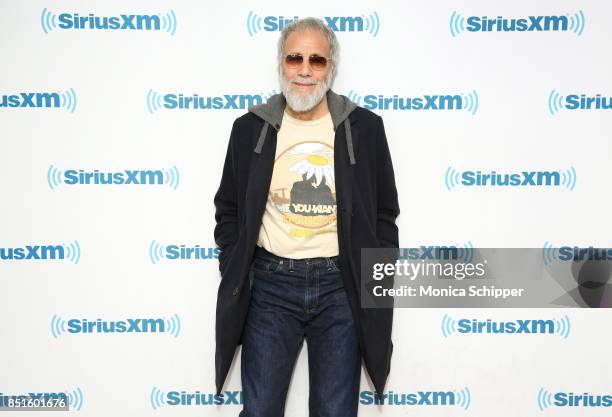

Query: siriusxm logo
[[41, 8, 177, 35], [347, 90, 478, 114], [0, 89, 77, 112], [360, 388, 470, 409], [444, 167, 577, 190], [543, 243, 612, 265], [548, 90, 612, 115], [150, 388, 242, 409], [0, 241, 80, 263], [146, 89, 276, 113], [399, 243, 474, 262], [47, 165, 180, 189], [538, 389, 611, 409], [441, 314, 571, 339], [0, 388, 83, 411], [246, 11, 380, 36], [450, 11, 585, 37], [149, 242, 220, 264], [51, 314, 181, 338]]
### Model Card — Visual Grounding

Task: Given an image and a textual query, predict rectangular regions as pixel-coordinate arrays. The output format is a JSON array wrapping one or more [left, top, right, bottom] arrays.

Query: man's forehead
[[285, 29, 330, 53]]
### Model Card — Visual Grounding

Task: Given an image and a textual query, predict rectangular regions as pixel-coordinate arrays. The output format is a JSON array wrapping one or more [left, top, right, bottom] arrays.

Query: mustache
[[288, 77, 318, 85]]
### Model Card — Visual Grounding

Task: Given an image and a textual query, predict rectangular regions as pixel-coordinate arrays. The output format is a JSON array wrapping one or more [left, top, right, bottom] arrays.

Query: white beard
[[279, 71, 331, 113]]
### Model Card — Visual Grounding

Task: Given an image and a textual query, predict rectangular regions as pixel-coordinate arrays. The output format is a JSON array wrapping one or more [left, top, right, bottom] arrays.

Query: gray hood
[[248, 89, 357, 165]]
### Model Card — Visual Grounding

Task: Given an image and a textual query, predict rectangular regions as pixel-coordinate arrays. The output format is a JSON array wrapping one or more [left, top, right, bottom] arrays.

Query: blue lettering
[[166, 391, 180, 405], [166, 245, 180, 259], [263, 16, 279, 31], [58, 13, 73, 29]]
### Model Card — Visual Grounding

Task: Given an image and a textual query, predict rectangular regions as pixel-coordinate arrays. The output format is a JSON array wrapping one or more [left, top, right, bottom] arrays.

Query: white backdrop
[[1, 0, 611, 415]]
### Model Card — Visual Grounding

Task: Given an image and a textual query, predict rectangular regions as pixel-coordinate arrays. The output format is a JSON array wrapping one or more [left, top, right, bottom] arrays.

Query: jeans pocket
[[251, 258, 271, 274]]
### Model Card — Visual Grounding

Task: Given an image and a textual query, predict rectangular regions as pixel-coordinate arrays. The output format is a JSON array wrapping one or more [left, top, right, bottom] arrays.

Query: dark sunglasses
[[284, 53, 330, 70]]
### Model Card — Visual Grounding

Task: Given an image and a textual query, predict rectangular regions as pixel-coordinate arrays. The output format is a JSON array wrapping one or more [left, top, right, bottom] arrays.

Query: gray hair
[[277, 17, 340, 85]]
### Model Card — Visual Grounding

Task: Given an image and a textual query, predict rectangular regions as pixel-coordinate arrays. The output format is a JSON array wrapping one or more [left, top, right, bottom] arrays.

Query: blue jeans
[[239, 245, 361, 417]]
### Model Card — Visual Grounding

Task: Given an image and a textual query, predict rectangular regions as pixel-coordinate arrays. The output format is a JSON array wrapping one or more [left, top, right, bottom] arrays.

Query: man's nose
[[297, 60, 313, 77]]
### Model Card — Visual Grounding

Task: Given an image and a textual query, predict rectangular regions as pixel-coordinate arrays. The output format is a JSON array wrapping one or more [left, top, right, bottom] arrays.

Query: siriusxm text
[[58, 13, 162, 30], [362, 95, 462, 110], [466, 15, 570, 32], [558, 246, 612, 261], [360, 390, 456, 406], [462, 171, 561, 186], [67, 318, 165, 333], [1, 245, 65, 260], [262, 16, 367, 32], [553, 393, 611, 407], [457, 319, 554, 334], [62, 170, 164, 185], [1, 92, 62, 108]]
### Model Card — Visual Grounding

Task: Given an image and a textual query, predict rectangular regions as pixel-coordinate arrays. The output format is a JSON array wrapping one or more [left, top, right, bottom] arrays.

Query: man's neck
[[285, 95, 329, 121]]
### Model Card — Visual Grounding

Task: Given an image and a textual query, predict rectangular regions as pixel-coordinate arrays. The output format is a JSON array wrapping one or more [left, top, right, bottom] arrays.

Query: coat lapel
[[245, 124, 277, 250], [335, 115, 359, 252]]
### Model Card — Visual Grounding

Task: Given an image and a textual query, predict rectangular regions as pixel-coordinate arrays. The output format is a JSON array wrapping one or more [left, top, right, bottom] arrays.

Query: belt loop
[[326, 257, 333, 271], [289, 258, 294, 272]]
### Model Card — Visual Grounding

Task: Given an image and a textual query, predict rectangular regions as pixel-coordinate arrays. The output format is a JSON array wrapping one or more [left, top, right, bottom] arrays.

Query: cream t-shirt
[[256, 110, 339, 258]]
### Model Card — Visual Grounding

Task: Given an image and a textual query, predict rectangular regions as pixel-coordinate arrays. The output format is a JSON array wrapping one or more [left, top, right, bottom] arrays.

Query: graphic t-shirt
[[256, 110, 339, 258]]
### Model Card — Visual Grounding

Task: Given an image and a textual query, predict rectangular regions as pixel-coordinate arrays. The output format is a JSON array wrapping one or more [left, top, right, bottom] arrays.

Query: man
[[214, 17, 400, 416]]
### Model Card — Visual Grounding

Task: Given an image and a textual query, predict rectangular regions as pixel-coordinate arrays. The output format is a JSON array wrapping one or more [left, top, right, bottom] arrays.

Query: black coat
[[213, 90, 400, 397]]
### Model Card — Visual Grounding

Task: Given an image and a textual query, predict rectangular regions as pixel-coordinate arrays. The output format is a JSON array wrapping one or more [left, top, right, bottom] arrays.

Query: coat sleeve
[[214, 119, 240, 274], [375, 115, 400, 248]]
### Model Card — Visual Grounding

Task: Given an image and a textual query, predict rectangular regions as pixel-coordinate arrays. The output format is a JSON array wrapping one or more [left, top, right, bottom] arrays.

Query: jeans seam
[[315, 266, 320, 309], [305, 267, 310, 313]]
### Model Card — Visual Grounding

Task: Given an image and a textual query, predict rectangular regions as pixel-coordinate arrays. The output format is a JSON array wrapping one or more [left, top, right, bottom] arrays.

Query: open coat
[[213, 89, 400, 397]]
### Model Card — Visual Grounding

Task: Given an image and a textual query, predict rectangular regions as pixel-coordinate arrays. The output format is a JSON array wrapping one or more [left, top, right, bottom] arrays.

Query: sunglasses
[[284, 53, 330, 71]]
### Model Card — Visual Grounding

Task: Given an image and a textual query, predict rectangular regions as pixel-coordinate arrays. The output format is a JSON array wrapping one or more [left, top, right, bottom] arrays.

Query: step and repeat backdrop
[[1, 0, 611, 415]]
